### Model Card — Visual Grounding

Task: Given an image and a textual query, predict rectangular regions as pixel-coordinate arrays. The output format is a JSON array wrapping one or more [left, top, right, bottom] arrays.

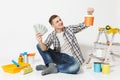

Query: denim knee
[[36, 44, 53, 65], [68, 62, 80, 74], [36, 44, 44, 56], [36, 44, 43, 52]]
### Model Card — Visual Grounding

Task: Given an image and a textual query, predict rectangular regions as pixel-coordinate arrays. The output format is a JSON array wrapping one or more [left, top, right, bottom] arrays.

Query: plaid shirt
[[45, 23, 88, 65]]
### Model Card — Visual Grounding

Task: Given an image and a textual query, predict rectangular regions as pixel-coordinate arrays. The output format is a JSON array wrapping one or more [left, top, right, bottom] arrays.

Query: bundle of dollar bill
[[33, 24, 48, 35]]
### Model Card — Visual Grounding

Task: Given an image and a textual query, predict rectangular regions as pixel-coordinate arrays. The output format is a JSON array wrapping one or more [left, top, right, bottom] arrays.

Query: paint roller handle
[[11, 60, 20, 67]]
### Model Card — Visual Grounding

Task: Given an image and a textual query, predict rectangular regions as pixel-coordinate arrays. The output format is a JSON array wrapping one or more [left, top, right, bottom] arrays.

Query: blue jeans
[[36, 44, 80, 74]]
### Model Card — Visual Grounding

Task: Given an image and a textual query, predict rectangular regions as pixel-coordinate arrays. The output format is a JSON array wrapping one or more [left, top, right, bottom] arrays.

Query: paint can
[[27, 53, 36, 64], [94, 62, 102, 72], [84, 15, 94, 26], [102, 63, 110, 74]]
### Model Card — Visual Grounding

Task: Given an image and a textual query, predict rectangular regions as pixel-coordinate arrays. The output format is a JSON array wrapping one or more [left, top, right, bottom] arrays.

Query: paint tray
[[1, 62, 30, 74]]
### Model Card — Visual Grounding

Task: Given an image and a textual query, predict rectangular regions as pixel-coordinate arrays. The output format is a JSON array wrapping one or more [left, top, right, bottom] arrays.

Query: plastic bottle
[[18, 54, 23, 63], [23, 52, 28, 63]]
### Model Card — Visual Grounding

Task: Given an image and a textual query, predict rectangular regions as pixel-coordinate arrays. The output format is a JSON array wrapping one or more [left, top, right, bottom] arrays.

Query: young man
[[36, 8, 94, 75]]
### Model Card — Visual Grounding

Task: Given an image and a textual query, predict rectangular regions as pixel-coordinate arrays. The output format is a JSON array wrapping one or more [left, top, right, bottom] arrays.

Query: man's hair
[[49, 15, 59, 25]]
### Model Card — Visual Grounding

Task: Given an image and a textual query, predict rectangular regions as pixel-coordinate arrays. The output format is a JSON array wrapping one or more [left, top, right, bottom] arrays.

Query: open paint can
[[84, 15, 94, 26]]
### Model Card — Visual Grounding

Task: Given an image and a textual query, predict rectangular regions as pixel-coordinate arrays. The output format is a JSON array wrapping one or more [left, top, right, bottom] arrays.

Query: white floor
[[0, 44, 120, 80]]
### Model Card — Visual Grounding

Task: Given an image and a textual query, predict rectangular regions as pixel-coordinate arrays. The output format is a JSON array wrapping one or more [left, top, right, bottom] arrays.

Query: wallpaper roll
[[21, 66, 33, 75]]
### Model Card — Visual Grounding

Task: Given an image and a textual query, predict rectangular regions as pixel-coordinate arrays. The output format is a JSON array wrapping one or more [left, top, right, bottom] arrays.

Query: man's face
[[51, 16, 64, 29]]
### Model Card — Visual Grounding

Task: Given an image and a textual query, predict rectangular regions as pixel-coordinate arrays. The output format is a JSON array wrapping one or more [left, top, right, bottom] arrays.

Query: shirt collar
[[52, 27, 66, 35]]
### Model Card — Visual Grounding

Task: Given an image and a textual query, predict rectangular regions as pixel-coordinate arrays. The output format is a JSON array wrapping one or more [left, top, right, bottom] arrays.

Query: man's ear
[[51, 24, 54, 28]]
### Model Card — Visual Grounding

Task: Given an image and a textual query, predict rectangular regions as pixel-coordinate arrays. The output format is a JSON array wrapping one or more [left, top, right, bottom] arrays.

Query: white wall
[[0, 0, 119, 64], [116, 0, 120, 25]]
